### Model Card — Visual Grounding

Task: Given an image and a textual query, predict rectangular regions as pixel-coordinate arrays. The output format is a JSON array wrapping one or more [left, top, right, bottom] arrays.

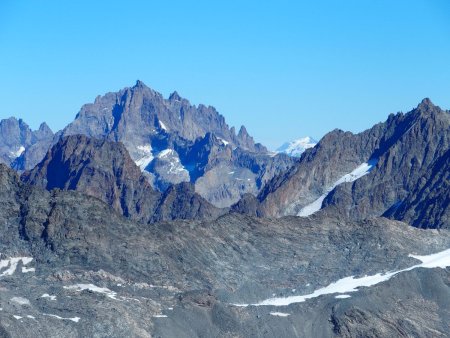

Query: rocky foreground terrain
[[1, 163, 450, 337], [0, 84, 449, 337]]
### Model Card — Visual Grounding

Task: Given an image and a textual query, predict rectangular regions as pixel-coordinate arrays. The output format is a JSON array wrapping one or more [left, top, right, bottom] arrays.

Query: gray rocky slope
[[1, 163, 450, 337], [234, 99, 449, 229], [61, 80, 295, 207], [1, 81, 295, 208], [21, 134, 224, 223]]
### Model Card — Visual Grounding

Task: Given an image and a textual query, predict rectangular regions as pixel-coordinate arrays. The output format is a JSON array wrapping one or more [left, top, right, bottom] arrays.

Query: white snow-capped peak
[[276, 137, 317, 157]]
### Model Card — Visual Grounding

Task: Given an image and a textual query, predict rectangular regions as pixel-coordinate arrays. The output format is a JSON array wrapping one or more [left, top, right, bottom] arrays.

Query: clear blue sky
[[1, 0, 450, 149]]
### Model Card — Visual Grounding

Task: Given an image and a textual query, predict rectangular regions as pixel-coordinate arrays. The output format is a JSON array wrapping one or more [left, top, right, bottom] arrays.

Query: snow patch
[[0, 257, 33, 277], [153, 314, 168, 318], [298, 159, 378, 217], [22, 267, 35, 273], [135, 144, 154, 171], [157, 149, 173, 158], [335, 295, 351, 299], [41, 294, 57, 301], [11, 297, 30, 305], [13, 315, 22, 320], [156, 149, 189, 175], [218, 138, 229, 146], [233, 248, 450, 307], [63, 284, 118, 300], [159, 120, 168, 131], [43, 313, 80, 323], [270, 312, 290, 317], [10, 146, 25, 159]]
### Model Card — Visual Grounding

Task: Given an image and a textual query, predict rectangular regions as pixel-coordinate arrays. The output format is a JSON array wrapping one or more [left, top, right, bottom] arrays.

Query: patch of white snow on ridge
[[0, 257, 33, 277], [63, 284, 118, 300], [298, 159, 378, 217], [232, 248, 450, 307], [43, 313, 80, 323], [13, 315, 22, 320], [335, 295, 351, 299], [41, 294, 57, 301], [159, 120, 168, 131], [22, 266, 35, 273], [276, 137, 317, 157], [10, 146, 25, 159], [135, 144, 154, 171], [156, 149, 189, 175], [11, 297, 30, 305], [270, 312, 290, 317], [157, 149, 173, 158], [153, 314, 168, 318], [218, 138, 229, 146]]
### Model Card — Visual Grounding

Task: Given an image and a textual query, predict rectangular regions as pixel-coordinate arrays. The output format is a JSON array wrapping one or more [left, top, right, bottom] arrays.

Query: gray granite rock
[[21, 135, 224, 224], [247, 99, 449, 229], [1, 163, 450, 337]]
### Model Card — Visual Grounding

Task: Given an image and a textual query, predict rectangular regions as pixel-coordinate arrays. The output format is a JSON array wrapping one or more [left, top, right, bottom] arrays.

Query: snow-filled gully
[[298, 159, 378, 217], [233, 248, 450, 307]]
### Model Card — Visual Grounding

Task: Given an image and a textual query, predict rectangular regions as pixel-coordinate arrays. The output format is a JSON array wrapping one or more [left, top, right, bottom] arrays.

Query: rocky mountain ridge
[[234, 99, 450, 229], [61, 81, 295, 207], [1, 81, 295, 208], [22, 134, 224, 223], [1, 93, 450, 337], [0, 117, 54, 170], [1, 162, 450, 337]]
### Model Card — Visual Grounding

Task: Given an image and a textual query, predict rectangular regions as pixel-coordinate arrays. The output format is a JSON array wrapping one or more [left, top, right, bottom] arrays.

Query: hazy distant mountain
[[0, 117, 54, 170], [276, 137, 317, 157]]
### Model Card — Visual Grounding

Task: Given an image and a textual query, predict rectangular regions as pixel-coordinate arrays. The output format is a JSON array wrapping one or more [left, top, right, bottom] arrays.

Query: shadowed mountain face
[[1, 163, 450, 337], [234, 99, 449, 229], [0, 117, 55, 170], [22, 135, 224, 223], [60, 81, 295, 207]]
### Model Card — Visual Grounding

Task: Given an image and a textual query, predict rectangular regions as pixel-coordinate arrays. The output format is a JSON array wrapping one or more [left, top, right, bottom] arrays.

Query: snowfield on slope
[[233, 248, 450, 307], [134, 144, 154, 171], [298, 159, 378, 217], [0, 257, 34, 277]]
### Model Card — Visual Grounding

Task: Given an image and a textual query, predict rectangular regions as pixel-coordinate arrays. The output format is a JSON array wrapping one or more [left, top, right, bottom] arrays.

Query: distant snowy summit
[[276, 137, 317, 157]]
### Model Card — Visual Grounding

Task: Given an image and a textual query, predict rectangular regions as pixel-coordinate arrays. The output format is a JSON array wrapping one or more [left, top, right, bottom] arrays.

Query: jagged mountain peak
[[249, 98, 450, 229], [0, 117, 55, 169], [169, 90, 182, 101], [417, 97, 435, 111], [64, 81, 261, 150]]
